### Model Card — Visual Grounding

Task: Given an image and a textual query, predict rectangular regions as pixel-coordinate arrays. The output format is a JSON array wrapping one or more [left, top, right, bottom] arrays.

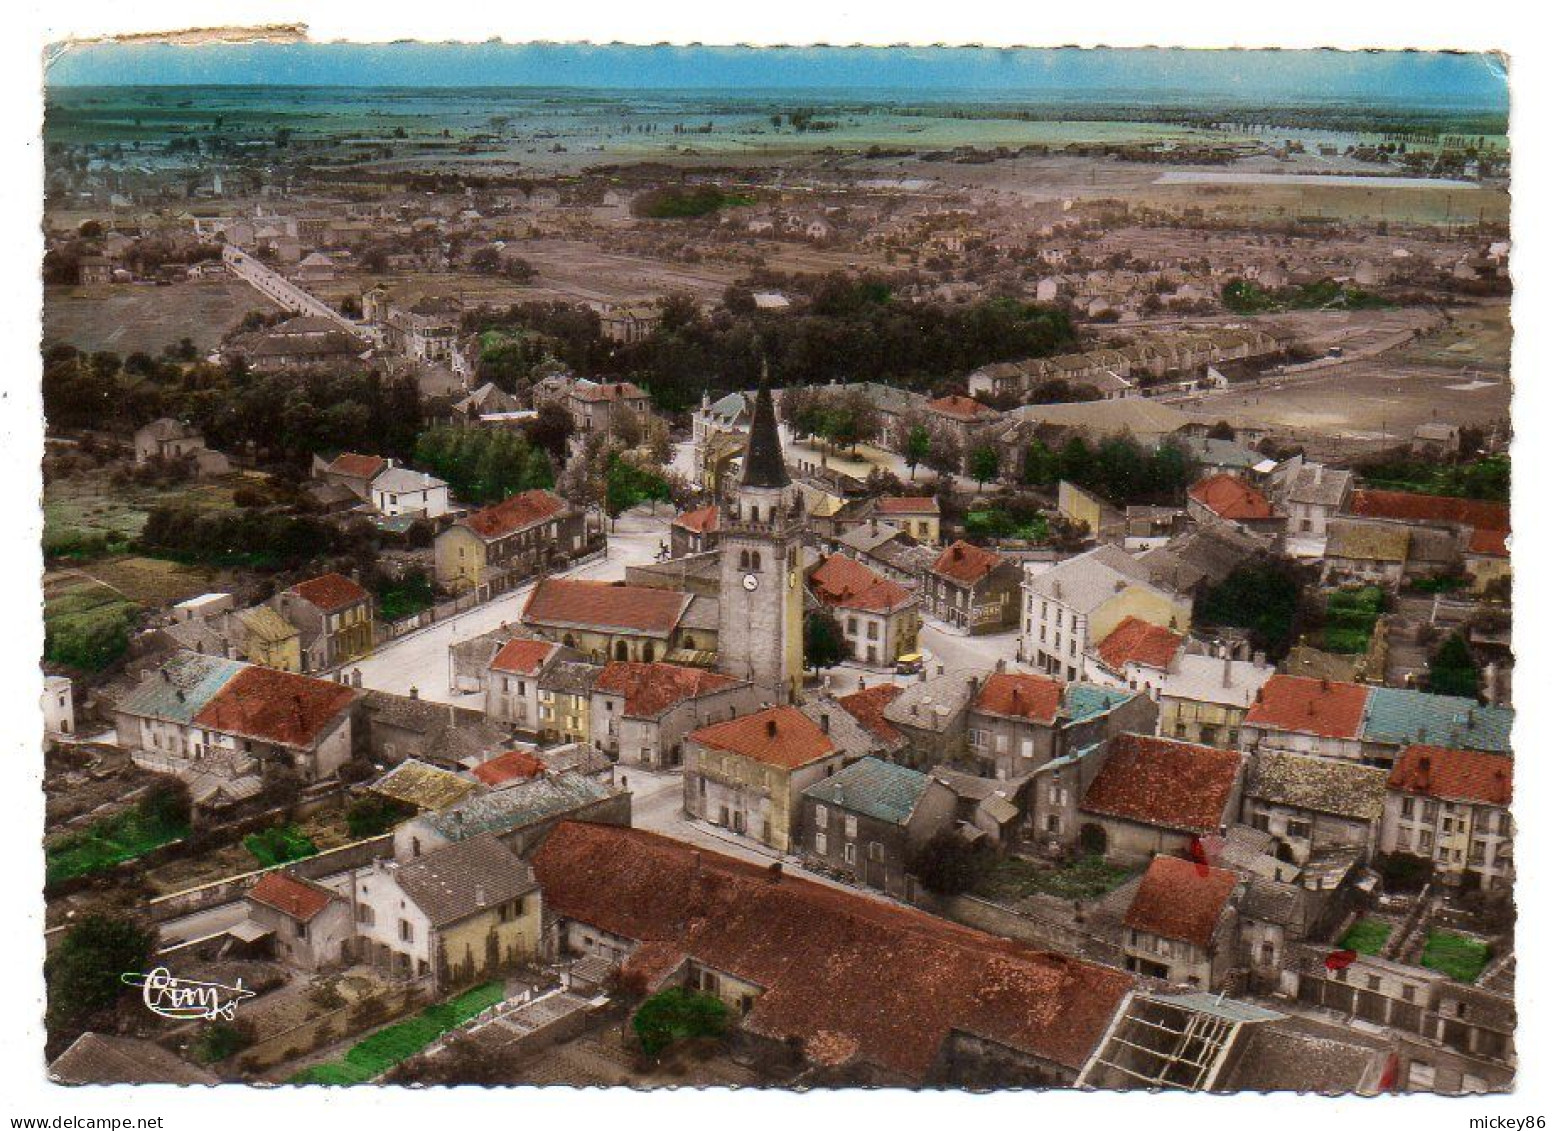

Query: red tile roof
[[690, 706, 837, 770], [463, 489, 569, 541], [672, 505, 720, 535], [488, 638, 559, 676], [928, 394, 999, 422], [521, 579, 689, 636], [931, 540, 1005, 585], [470, 748, 548, 787], [594, 662, 740, 717], [326, 452, 387, 480], [288, 572, 370, 613], [876, 496, 940, 515], [837, 684, 905, 745], [1095, 616, 1184, 672], [572, 380, 649, 402], [1124, 856, 1239, 948], [1081, 734, 1243, 835], [248, 870, 337, 922], [1189, 473, 1274, 521], [1350, 489, 1509, 538], [532, 821, 1133, 1079], [1243, 675, 1370, 740], [194, 665, 356, 749], [808, 553, 914, 614], [1388, 745, 1512, 807], [973, 672, 1065, 723], [1467, 527, 1510, 558]]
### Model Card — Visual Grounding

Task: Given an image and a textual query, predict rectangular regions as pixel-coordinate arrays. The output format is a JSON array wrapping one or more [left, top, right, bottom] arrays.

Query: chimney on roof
[[996, 658, 1007, 674], [819, 712, 830, 734], [1320, 678, 1331, 692], [474, 882, 488, 907], [858, 676, 867, 692], [409, 685, 419, 700], [766, 717, 778, 738], [768, 861, 783, 884], [1223, 654, 1233, 689]]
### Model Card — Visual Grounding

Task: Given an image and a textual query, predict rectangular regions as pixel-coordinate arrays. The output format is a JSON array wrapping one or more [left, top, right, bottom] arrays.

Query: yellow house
[[537, 659, 597, 745], [873, 496, 942, 545], [355, 834, 541, 990], [231, 606, 302, 673], [434, 489, 584, 594]]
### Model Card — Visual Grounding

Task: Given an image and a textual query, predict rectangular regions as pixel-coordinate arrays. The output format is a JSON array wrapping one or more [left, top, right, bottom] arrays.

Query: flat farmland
[[1184, 358, 1509, 446], [43, 279, 275, 354]]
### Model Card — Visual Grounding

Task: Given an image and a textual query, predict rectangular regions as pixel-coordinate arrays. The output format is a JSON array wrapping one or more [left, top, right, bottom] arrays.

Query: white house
[[370, 466, 452, 519]]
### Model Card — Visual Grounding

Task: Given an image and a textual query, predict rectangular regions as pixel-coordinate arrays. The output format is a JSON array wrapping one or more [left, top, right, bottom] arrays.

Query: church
[[622, 382, 808, 705]]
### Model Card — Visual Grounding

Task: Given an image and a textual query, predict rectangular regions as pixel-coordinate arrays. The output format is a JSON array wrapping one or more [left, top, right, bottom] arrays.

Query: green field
[[44, 471, 237, 557], [46, 806, 188, 885], [1324, 586, 1385, 655], [290, 982, 505, 1085]]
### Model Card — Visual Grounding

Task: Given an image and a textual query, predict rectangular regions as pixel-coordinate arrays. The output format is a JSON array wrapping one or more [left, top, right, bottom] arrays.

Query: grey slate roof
[[802, 756, 929, 825], [740, 382, 789, 489], [1027, 544, 1160, 612], [50, 1033, 219, 1086], [1245, 751, 1388, 821], [394, 832, 537, 928], [883, 671, 977, 734], [1285, 465, 1353, 508], [423, 771, 615, 841]]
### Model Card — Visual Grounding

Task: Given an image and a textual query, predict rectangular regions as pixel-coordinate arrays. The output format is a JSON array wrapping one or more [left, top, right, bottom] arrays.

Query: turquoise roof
[[802, 756, 929, 826], [1360, 687, 1513, 755], [1065, 682, 1134, 724], [117, 652, 245, 725]]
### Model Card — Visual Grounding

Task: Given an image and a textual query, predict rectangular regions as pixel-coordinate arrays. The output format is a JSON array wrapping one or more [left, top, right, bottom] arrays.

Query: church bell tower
[[717, 381, 805, 704]]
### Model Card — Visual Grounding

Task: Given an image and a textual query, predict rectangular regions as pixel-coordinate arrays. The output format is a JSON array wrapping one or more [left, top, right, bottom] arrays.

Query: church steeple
[[740, 377, 789, 490]]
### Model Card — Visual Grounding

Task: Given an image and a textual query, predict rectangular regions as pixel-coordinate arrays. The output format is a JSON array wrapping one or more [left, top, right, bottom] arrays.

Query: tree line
[[413, 425, 555, 504]]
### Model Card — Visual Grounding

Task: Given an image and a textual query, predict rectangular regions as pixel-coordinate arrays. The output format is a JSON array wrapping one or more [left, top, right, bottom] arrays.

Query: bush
[[1377, 851, 1433, 893], [346, 796, 416, 839], [909, 830, 988, 896], [193, 1020, 254, 1063], [632, 988, 729, 1058], [243, 823, 319, 869]]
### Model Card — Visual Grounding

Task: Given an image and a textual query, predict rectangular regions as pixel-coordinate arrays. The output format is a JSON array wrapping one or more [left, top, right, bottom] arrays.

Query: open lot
[[44, 467, 238, 552], [43, 278, 273, 354]]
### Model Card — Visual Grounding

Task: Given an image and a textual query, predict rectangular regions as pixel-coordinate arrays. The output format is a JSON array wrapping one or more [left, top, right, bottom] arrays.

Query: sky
[[45, 43, 1509, 109]]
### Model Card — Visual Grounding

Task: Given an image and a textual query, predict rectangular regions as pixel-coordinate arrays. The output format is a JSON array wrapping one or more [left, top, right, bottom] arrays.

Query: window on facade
[[815, 831, 828, 854], [1401, 797, 1415, 819], [844, 843, 856, 865], [399, 919, 413, 943], [868, 842, 884, 862], [845, 815, 858, 839]]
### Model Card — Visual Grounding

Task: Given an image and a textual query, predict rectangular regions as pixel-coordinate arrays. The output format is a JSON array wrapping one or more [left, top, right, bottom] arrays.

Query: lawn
[[973, 854, 1132, 903], [46, 806, 188, 885], [1420, 930, 1491, 983], [1339, 917, 1392, 956], [290, 981, 505, 1085], [44, 471, 237, 556]]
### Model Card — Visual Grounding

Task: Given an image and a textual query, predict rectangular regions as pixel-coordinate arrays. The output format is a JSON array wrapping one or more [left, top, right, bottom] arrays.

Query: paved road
[[348, 508, 673, 703]]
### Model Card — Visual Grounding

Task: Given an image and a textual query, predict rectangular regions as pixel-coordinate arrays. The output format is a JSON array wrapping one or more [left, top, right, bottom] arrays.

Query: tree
[[46, 913, 154, 1034], [902, 424, 930, 480], [527, 401, 574, 460], [1427, 632, 1481, 698], [909, 830, 987, 896], [923, 426, 963, 478], [968, 444, 1001, 491], [137, 779, 191, 832], [804, 610, 846, 672], [1023, 438, 1061, 487], [1197, 560, 1309, 660], [632, 988, 729, 1058]]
